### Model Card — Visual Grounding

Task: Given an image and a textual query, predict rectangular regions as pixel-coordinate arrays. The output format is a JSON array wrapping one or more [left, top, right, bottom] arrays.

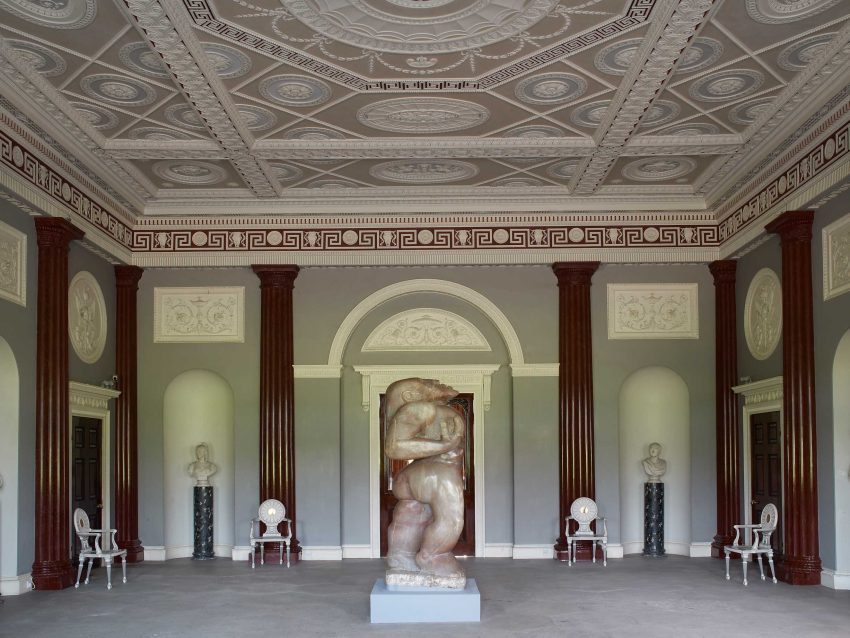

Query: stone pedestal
[[370, 578, 480, 623], [643, 482, 665, 557], [192, 486, 214, 560]]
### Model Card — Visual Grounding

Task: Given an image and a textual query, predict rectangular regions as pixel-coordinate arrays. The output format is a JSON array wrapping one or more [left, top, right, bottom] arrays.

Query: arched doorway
[[0, 337, 21, 591], [833, 329, 850, 581]]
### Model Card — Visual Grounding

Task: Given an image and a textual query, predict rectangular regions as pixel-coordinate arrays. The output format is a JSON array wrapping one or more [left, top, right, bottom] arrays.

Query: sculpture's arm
[[385, 404, 461, 460]]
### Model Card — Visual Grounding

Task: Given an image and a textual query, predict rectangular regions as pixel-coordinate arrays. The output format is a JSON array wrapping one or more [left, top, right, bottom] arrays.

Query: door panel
[[750, 411, 781, 551], [72, 416, 102, 560]]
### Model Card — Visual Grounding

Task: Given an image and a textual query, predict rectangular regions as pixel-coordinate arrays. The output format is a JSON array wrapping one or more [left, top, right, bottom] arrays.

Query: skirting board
[[484, 543, 513, 558], [144, 546, 166, 561], [302, 546, 344, 561], [621, 541, 708, 557], [821, 569, 850, 590], [512, 545, 555, 559], [0, 573, 33, 595], [343, 545, 372, 559]]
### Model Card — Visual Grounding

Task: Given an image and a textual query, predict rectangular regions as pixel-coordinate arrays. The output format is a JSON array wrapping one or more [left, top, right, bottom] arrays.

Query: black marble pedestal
[[643, 482, 665, 557], [193, 485, 215, 560]]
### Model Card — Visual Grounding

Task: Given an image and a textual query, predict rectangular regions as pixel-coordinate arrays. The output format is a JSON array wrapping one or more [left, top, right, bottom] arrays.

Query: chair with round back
[[72, 507, 128, 590], [249, 499, 292, 568], [723, 502, 779, 586], [565, 497, 608, 566]]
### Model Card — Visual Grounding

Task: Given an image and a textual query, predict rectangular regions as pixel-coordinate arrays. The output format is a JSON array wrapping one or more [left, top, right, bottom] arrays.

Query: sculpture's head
[[385, 377, 459, 422], [195, 443, 209, 461], [648, 442, 662, 457]]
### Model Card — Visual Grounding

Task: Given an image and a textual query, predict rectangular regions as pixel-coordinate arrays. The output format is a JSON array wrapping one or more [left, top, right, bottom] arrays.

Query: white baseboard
[[214, 544, 233, 559], [302, 546, 343, 561], [484, 543, 513, 558], [165, 545, 193, 560], [607, 543, 624, 559], [512, 544, 554, 559], [621, 540, 697, 557], [689, 542, 712, 558], [144, 546, 166, 561], [821, 568, 850, 589], [622, 541, 643, 555], [232, 546, 251, 561], [342, 544, 372, 559], [0, 573, 33, 595]]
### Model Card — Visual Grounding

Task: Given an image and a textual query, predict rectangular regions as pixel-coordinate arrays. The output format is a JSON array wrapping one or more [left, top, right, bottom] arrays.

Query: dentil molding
[[732, 376, 783, 406], [823, 213, 850, 300], [69, 380, 120, 411], [607, 283, 699, 339], [153, 286, 244, 343], [0, 218, 26, 306]]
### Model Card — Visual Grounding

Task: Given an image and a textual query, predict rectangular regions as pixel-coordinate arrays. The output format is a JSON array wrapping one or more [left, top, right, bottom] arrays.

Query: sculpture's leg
[[767, 552, 777, 583], [75, 559, 84, 588], [387, 499, 432, 572], [85, 558, 93, 584], [724, 551, 730, 580], [105, 558, 113, 590], [742, 555, 748, 586], [416, 497, 464, 578], [122, 556, 127, 584], [757, 554, 765, 580]]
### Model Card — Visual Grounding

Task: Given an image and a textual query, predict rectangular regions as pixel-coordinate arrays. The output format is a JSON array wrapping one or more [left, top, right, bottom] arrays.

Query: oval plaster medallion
[[502, 125, 564, 138], [237, 105, 277, 131], [127, 126, 192, 141], [259, 74, 331, 107], [152, 161, 227, 185], [283, 126, 346, 140], [570, 100, 611, 128], [268, 163, 303, 182], [746, 0, 841, 23], [370, 160, 478, 183], [358, 97, 490, 133], [689, 69, 763, 103], [8, 39, 66, 77], [70, 102, 119, 130], [119, 42, 169, 78], [80, 74, 156, 107], [514, 73, 587, 105], [68, 271, 106, 364], [777, 32, 835, 71], [638, 100, 681, 129], [657, 122, 720, 136], [547, 160, 580, 180], [622, 157, 697, 182], [744, 267, 782, 360], [203, 43, 251, 79], [0, 0, 96, 29], [728, 97, 775, 126], [165, 104, 206, 130]]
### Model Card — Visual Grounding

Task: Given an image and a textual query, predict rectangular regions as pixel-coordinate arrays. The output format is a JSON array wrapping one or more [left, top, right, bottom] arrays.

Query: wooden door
[[750, 411, 781, 550], [379, 393, 475, 557], [72, 416, 102, 560]]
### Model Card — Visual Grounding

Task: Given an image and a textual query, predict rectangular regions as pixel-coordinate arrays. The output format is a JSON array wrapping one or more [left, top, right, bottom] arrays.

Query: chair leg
[[757, 554, 765, 581], [279, 542, 283, 565], [260, 543, 265, 566], [251, 544, 256, 569], [85, 558, 93, 585], [105, 559, 113, 590], [122, 556, 127, 584], [567, 540, 573, 566], [603, 542, 608, 567], [742, 556, 749, 586], [286, 541, 291, 568], [75, 559, 85, 588], [767, 552, 777, 584], [724, 551, 730, 581], [592, 541, 596, 564]]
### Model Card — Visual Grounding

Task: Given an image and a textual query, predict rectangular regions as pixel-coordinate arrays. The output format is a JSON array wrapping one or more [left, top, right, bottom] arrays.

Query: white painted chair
[[724, 503, 779, 586], [73, 508, 127, 590], [250, 499, 292, 568], [565, 497, 608, 566]]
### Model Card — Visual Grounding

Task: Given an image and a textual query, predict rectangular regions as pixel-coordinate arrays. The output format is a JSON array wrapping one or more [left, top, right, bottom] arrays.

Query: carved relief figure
[[188, 443, 218, 486], [642, 442, 667, 483], [384, 377, 466, 588], [73, 283, 97, 354]]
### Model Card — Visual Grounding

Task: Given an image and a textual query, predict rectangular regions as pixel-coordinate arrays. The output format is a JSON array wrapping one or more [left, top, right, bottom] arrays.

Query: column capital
[[765, 210, 814, 243], [252, 264, 300, 288], [552, 261, 600, 286], [34, 216, 84, 247], [115, 265, 144, 289], [708, 259, 737, 285]]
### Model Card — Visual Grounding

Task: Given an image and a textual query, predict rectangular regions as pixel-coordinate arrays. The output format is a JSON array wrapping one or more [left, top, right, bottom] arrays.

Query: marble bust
[[642, 442, 667, 483], [188, 443, 218, 486]]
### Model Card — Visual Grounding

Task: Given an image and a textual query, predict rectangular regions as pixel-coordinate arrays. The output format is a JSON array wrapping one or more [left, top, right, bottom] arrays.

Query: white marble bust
[[188, 443, 218, 486], [642, 442, 667, 483]]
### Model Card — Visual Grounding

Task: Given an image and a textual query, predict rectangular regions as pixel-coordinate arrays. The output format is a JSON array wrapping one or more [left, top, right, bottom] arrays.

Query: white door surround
[[354, 364, 499, 559]]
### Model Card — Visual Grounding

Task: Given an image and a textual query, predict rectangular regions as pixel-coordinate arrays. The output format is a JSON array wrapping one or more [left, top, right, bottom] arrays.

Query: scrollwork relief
[[153, 286, 244, 342], [362, 308, 491, 352], [607, 283, 699, 339], [0, 219, 26, 307], [823, 214, 850, 300]]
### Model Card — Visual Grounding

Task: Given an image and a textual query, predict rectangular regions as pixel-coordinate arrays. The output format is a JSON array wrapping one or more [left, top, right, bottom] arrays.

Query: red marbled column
[[114, 265, 144, 562], [552, 262, 600, 561], [252, 265, 301, 555], [31, 217, 84, 590], [709, 260, 741, 558], [765, 211, 821, 585]]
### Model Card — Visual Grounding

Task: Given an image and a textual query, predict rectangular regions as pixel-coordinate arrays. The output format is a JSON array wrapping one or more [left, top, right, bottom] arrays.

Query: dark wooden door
[[750, 411, 781, 550], [72, 416, 102, 560], [380, 393, 475, 557]]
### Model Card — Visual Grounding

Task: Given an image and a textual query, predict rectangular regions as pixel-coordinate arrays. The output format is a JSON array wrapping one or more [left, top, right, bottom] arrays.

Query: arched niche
[[164, 369, 234, 558], [619, 366, 691, 555], [0, 337, 20, 587], [833, 329, 850, 576]]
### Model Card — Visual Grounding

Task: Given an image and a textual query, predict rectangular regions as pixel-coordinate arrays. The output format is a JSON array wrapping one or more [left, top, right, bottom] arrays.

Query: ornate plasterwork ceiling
[[0, 0, 849, 257]]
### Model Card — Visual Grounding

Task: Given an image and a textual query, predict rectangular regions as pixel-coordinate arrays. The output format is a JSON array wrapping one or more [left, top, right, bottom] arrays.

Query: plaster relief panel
[[154, 287, 244, 343], [823, 214, 850, 300], [69, 271, 107, 364], [744, 268, 782, 360], [0, 219, 26, 307], [362, 308, 491, 352], [607, 284, 699, 340]]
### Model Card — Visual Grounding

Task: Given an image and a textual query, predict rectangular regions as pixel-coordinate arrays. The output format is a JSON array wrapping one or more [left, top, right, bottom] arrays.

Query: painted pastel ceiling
[[0, 0, 849, 216]]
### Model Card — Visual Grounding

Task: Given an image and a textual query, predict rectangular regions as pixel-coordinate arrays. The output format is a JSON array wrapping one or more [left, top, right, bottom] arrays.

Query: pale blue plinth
[[370, 578, 480, 623]]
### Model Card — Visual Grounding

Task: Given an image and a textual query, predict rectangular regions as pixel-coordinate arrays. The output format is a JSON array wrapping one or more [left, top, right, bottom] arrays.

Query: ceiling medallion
[[622, 157, 697, 182], [127, 127, 192, 141], [673, 38, 724, 76], [268, 163, 303, 182], [259, 74, 331, 107], [492, 177, 543, 187], [307, 179, 360, 189], [502, 125, 564, 138], [745, 0, 841, 24], [594, 38, 643, 76], [0, 0, 96, 29], [357, 98, 490, 133], [152, 161, 227, 185], [70, 102, 119, 130], [657, 122, 720, 136], [689, 69, 763, 103], [514, 73, 587, 105], [728, 96, 775, 126], [385, 0, 454, 8], [638, 99, 681, 129], [80, 74, 157, 107], [283, 126, 346, 140], [570, 100, 611, 128], [203, 43, 251, 79], [370, 160, 478, 183], [164, 104, 206, 130], [119, 42, 169, 78], [237, 105, 277, 131], [547, 160, 579, 180], [777, 32, 835, 71], [8, 39, 66, 77]]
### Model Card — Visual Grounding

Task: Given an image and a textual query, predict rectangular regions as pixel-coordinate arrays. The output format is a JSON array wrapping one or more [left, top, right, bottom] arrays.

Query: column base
[[554, 538, 569, 561], [118, 539, 145, 563], [777, 554, 822, 585], [31, 559, 74, 590]]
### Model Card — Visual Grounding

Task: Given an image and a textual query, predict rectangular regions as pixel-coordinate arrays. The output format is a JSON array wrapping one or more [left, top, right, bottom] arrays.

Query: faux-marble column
[[765, 211, 821, 585], [552, 262, 599, 561], [252, 265, 301, 555], [709, 260, 740, 558], [114, 265, 144, 562], [31, 217, 84, 590]]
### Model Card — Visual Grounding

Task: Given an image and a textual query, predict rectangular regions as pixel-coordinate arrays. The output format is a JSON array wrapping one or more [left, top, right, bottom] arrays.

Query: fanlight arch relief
[[361, 308, 491, 353]]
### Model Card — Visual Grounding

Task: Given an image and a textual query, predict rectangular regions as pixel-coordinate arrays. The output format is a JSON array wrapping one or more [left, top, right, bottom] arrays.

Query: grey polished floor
[[2, 556, 848, 637]]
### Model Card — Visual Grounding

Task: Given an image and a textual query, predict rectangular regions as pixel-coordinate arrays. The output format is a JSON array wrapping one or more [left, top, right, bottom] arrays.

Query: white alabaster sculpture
[[188, 442, 218, 486], [642, 442, 667, 483]]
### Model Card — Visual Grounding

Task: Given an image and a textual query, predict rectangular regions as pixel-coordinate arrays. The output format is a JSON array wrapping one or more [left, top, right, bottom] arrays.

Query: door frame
[[733, 376, 783, 545], [69, 381, 120, 556], [354, 364, 499, 559]]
